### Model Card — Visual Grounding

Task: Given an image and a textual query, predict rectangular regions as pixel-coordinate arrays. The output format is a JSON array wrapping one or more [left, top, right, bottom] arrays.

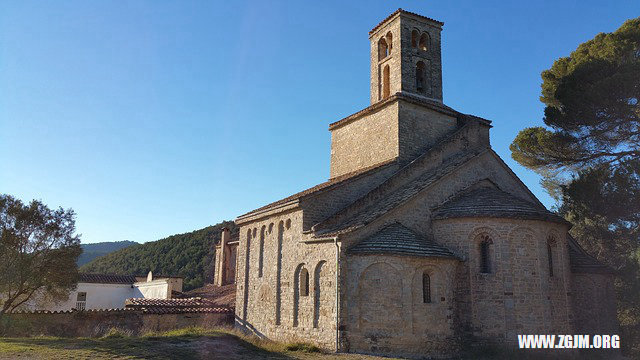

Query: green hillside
[[80, 221, 238, 290], [78, 241, 138, 266]]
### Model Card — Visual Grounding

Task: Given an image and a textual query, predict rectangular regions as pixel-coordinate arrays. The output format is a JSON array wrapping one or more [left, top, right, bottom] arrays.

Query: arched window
[[382, 65, 390, 99], [479, 236, 492, 273], [411, 30, 419, 48], [313, 261, 326, 328], [547, 237, 556, 277], [378, 37, 389, 60], [416, 61, 425, 93], [300, 268, 309, 296], [422, 272, 431, 303], [293, 264, 307, 327], [419, 33, 430, 52], [385, 32, 393, 54]]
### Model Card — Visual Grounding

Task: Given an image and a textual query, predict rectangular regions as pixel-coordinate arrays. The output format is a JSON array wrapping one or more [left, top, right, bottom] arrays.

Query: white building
[[31, 272, 183, 311]]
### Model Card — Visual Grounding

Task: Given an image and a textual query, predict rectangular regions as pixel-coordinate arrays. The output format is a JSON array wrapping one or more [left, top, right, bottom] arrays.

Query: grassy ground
[[0, 327, 621, 360], [0, 327, 398, 360]]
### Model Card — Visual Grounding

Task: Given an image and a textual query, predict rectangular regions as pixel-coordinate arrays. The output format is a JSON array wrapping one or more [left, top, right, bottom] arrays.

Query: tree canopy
[[0, 194, 81, 315], [510, 18, 640, 327], [511, 17, 640, 191], [80, 221, 238, 291], [77, 240, 138, 266]]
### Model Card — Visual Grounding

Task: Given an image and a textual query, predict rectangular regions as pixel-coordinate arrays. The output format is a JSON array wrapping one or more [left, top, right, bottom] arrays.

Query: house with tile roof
[[24, 272, 183, 312], [228, 9, 618, 358]]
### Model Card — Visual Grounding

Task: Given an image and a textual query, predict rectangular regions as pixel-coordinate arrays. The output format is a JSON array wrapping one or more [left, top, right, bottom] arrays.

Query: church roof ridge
[[312, 149, 484, 237], [235, 159, 397, 221]]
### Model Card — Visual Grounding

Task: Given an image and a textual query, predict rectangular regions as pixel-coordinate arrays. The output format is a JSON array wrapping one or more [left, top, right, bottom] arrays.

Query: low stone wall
[[0, 310, 233, 337]]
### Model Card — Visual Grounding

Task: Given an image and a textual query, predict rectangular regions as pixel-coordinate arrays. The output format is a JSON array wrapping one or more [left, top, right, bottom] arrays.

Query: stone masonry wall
[[235, 210, 338, 349], [399, 15, 443, 101], [433, 218, 573, 342], [329, 102, 399, 179], [334, 151, 572, 353], [369, 12, 443, 103], [328, 102, 487, 203], [321, 121, 492, 234], [397, 100, 457, 164], [370, 17, 402, 103], [342, 254, 458, 358]]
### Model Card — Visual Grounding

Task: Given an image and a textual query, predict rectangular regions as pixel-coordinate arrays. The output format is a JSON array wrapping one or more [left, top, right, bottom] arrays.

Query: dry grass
[[0, 326, 394, 360], [2, 327, 611, 360]]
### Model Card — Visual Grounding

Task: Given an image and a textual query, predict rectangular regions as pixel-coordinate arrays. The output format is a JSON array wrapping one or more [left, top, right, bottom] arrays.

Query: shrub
[[283, 342, 322, 353], [102, 328, 131, 338]]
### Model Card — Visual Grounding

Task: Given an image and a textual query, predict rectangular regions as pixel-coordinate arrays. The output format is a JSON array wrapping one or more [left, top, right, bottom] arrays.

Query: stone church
[[224, 9, 617, 358]]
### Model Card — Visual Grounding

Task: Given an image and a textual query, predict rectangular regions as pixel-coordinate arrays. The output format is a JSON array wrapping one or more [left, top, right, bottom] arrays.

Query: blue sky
[[1, 1, 638, 244]]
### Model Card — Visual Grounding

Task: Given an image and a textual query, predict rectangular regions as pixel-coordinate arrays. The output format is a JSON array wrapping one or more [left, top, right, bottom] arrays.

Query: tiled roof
[[237, 159, 397, 219], [432, 187, 568, 224], [369, 8, 444, 35], [348, 223, 457, 258], [79, 273, 138, 284], [313, 151, 481, 236], [180, 283, 237, 308], [567, 236, 616, 274], [124, 297, 233, 314], [125, 298, 216, 307], [13, 308, 138, 314], [78, 273, 182, 284], [140, 307, 232, 315]]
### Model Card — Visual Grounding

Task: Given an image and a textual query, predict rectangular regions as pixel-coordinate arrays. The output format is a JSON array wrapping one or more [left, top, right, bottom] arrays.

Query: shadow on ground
[[0, 333, 296, 360]]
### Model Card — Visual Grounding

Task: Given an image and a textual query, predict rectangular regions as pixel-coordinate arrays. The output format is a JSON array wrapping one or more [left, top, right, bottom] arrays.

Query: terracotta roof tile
[[140, 307, 232, 314], [13, 308, 138, 314], [124, 297, 233, 314], [125, 297, 215, 307]]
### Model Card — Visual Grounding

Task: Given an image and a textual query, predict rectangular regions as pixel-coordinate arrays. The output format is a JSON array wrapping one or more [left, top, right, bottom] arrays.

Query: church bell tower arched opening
[[369, 9, 444, 104]]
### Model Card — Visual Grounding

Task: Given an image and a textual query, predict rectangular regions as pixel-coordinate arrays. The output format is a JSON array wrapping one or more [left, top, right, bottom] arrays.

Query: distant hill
[[78, 241, 138, 266], [80, 221, 238, 290]]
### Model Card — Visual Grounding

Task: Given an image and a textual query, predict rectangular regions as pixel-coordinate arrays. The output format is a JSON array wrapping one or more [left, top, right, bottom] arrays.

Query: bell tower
[[369, 9, 444, 104], [328, 9, 456, 179]]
